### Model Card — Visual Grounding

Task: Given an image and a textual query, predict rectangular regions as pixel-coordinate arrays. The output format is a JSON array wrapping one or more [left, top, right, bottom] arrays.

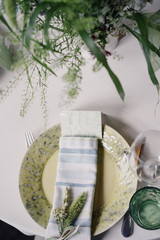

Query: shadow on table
[[92, 228, 112, 240], [0, 220, 35, 240]]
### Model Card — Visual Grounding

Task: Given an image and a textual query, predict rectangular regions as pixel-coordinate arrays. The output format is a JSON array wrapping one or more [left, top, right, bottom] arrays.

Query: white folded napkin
[[60, 111, 102, 139], [45, 111, 101, 240], [45, 137, 98, 240]]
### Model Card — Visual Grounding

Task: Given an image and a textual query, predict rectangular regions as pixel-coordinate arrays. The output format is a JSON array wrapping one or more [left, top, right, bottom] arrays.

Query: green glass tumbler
[[129, 187, 160, 230]]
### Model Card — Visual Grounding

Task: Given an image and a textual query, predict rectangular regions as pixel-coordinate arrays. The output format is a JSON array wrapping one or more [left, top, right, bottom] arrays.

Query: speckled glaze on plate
[[19, 124, 137, 235], [19, 125, 61, 228]]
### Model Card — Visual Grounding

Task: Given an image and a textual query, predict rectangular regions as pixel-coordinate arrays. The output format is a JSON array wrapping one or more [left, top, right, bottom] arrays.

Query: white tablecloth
[[1, 1, 160, 238]]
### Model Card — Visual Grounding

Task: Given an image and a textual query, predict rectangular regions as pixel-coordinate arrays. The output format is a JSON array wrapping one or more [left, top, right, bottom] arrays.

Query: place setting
[[18, 111, 160, 239], [1, 0, 160, 239]]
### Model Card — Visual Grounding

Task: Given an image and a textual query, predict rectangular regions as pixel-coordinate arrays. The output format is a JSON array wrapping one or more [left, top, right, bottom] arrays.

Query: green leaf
[[32, 55, 57, 76], [24, 2, 48, 48], [0, 14, 18, 38], [44, 7, 54, 46], [150, 9, 160, 21], [148, 27, 160, 72], [146, 10, 160, 31], [4, 0, 17, 28], [79, 30, 125, 101], [124, 24, 160, 58], [132, 13, 159, 87], [0, 37, 12, 70]]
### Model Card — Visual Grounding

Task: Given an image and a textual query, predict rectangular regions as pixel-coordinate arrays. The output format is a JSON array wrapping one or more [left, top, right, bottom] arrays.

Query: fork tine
[[27, 132, 33, 147], [30, 131, 35, 143], [27, 132, 33, 146], [27, 132, 31, 148], [24, 131, 35, 148], [24, 133, 29, 148]]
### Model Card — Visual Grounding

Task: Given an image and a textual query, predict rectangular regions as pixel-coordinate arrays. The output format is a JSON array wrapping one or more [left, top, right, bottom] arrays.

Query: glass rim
[[129, 186, 160, 230], [131, 130, 160, 159]]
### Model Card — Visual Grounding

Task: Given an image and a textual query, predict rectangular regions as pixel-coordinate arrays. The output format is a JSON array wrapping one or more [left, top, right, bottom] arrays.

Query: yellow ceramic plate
[[19, 124, 137, 236]]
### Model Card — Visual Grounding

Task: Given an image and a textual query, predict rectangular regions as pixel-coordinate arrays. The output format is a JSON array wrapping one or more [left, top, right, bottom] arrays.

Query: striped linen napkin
[[45, 136, 98, 240]]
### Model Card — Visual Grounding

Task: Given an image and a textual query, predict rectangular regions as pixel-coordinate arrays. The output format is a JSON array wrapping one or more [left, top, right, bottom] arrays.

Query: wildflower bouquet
[[0, 0, 160, 124]]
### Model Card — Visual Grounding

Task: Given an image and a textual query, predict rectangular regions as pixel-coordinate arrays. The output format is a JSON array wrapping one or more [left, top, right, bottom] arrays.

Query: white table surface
[[1, 1, 160, 239]]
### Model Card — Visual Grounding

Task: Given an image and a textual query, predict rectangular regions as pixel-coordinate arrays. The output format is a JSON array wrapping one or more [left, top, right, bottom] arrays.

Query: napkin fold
[[60, 111, 102, 139], [45, 111, 101, 240]]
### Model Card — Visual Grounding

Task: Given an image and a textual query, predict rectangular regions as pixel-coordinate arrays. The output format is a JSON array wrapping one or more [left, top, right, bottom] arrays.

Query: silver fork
[[24, 131, 35, 148]]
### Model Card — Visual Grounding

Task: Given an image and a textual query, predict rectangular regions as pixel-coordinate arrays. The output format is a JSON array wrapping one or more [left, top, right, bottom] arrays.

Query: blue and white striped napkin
[[45, 111, 101, 240], [45, 137, 98, 240]]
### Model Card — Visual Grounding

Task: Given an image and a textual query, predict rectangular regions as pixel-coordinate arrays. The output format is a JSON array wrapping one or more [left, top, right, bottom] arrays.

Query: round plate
[[19, 124, 137, 235]]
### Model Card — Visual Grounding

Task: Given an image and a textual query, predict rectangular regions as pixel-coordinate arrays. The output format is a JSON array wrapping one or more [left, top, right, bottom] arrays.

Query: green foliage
[[52, 188, 87, 236], [0, 0, 160, 123], [124, 10, 160, 92], [79, 29, 125, 100], [148, 27, 160, 72], [0, 37, 12, 70], [4, 0, 17, 28], [52, 187, 71, 233], [63, 191, 87, 230], [133, 13, 159, 89]]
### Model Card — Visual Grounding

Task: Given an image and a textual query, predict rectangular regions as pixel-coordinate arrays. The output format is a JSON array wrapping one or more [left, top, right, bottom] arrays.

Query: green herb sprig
[[52, 187, 87, 236], [63, 192, 87, 231]]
